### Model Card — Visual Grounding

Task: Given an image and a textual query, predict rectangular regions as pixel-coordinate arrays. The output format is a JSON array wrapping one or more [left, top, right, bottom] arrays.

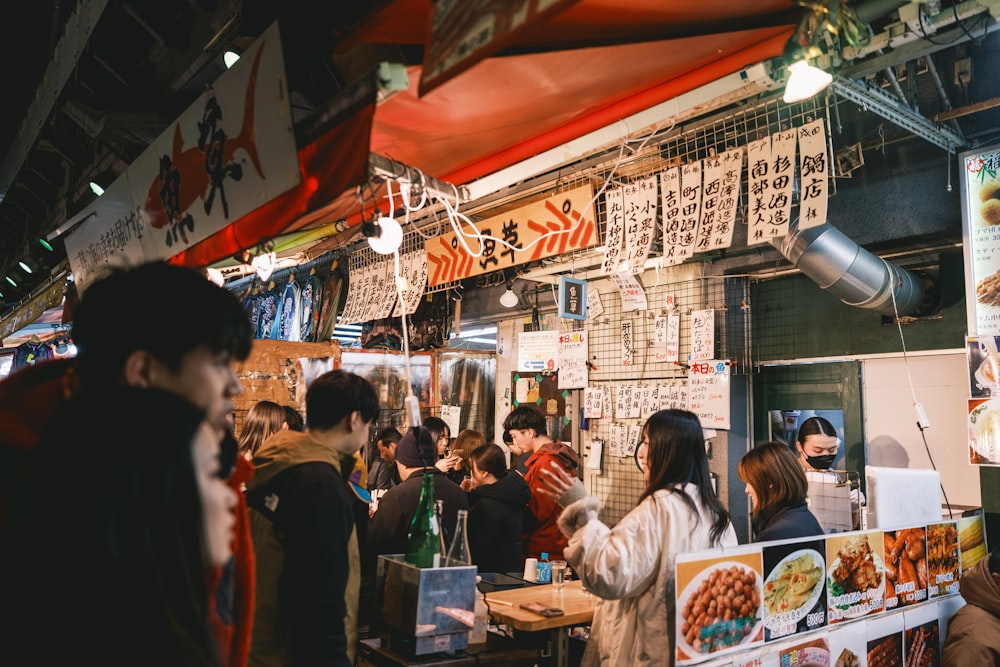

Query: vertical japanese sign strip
[[961, 143, 1000, 336], [673, 162, 703, 264], [601, 186, 626, 275], [622, 175, 659, 274], [747, 130, 797, 245], [426, 183, 597, 286], [797, 118, 830, 231], [660, 167, 682, 265], [697, 147, 744, 252]]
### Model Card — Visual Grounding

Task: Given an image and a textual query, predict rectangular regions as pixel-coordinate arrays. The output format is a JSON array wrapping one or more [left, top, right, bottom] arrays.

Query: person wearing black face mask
[[795, 416, 865, 529]]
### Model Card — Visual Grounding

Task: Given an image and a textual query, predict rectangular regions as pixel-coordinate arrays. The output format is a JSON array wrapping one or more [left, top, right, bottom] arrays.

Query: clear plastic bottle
[[446, 508, 471, 565], [404, 473, 442, 568], [470, 577, 488, 644], [536, 552, 552, 583]]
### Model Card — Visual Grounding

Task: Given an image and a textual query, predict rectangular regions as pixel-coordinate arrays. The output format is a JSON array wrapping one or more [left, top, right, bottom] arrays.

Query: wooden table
[[357, 635, 541, 667], [482, 580, 594, 667]]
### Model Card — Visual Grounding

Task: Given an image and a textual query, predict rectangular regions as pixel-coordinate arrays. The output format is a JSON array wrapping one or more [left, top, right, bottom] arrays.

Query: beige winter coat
[[558, 484, 737, 667]]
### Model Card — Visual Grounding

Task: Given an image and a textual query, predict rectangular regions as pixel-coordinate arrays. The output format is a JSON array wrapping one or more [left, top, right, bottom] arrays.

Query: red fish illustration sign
[[424, 183, 597, 287], [64, 21, 299, 290]]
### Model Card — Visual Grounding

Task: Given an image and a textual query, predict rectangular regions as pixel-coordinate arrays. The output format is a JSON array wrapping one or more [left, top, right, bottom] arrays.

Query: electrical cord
[[886, 260, 954, 519]]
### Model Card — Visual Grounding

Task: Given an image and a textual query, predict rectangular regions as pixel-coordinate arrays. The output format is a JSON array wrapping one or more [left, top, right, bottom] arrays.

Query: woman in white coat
[[540, 409, 737, 666]]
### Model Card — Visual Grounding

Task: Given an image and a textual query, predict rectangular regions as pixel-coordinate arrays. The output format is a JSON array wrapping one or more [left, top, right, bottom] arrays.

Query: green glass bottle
[[404, 472, 442, 568]]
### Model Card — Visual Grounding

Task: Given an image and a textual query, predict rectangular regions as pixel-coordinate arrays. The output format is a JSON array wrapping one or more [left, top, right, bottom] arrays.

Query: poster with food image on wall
[[903, 604, 940, 667], [960, 142, 1000, 336], [827, 621, 865, 667], [967, 397, 1000, 464], [675, 546, 764, 663], [924, 521, 960, 599], [776, 634, 831, 667], [882, 527, 928, 611], [760, 539, 827, 642], [957, 512, 988, 573], [826, 531, 886, 624], [865, 612, 903, 667], [966, 336, 1000, 399]]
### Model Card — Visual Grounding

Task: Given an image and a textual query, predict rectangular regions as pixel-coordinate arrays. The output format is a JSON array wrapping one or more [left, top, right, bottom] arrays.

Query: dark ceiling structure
[[0, 0, 998, 319]]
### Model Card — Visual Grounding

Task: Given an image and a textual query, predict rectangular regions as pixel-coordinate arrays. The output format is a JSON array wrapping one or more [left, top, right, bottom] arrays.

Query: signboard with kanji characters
[[424, 183, 597, 286]]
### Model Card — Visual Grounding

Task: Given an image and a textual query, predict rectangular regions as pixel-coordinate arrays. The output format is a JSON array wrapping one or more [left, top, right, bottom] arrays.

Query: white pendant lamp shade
[[367, 216, 403, 255], [783, 59, 833, 104]]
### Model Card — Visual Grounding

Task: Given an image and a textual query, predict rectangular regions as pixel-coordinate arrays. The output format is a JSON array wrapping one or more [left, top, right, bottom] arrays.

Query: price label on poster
[[688, 359, 730, 429]]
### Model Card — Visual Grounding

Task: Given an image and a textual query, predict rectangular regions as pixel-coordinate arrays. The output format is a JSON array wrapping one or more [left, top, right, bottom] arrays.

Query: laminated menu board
[[675, 546, 764, 664], [882, 527, 928, 611], [925, 521, 960, 599], [825, 531, 886, 624], [960, 141, 1000, 335], [760, 539, 828, 642]]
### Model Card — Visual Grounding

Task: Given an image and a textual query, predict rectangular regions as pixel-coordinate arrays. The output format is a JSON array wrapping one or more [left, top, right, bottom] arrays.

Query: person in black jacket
[[738, 441, 823, 543], [464, 443, 531, 573], [365, 427, 469, 572]]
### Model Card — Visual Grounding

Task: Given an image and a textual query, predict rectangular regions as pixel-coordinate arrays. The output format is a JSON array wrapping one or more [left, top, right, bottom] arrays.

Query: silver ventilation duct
[[774, 222, 925, 317]]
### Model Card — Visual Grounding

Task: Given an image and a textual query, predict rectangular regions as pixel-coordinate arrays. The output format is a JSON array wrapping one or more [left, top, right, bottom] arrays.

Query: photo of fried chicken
[[832, 534, 883, 594]]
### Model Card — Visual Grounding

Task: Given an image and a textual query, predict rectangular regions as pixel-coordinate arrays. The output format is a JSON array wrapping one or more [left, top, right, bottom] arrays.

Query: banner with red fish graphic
[[424, 183, 597, 287], [65, 21, 299, 291]]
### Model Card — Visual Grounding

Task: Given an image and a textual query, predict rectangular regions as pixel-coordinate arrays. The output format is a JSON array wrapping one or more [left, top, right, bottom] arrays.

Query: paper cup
[[523, 558, 538, 582]]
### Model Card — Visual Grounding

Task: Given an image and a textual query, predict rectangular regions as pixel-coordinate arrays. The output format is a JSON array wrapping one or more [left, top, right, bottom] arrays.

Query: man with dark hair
[[0, 260, 256, 667], [246, 369, 379, 667], [943, 547, 1000, 666], [368, 427, 403, 491], [503, 405, 579, 561]]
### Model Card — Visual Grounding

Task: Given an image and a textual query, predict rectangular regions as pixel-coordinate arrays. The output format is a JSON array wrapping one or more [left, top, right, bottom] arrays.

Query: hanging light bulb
[[500, 280, 518, 308], [366, 216, 403, 255], [783, 59, 833, 103]]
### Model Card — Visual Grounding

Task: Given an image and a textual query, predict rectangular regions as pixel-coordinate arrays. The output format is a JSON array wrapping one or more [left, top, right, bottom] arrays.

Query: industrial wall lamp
[[782, 0, 868, 104]]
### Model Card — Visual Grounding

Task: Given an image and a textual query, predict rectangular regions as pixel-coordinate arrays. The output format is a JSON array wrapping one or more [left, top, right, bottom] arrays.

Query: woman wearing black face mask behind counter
[[795, 416, 840, 470], [795, 416, 865, 529]]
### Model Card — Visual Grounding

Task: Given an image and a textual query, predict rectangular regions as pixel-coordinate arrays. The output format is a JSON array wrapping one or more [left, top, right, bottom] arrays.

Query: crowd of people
[[0, 259, 990, 666]]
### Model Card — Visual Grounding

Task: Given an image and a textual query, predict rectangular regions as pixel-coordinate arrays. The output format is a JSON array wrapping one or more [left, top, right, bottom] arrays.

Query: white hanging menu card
[[587, 287, 604, 319], [688, 359, 731, 430], [611, 272, 648, 312], [672, 161, 703, 264], [747, 130, 797, 245], [621, 320, 634, 366], [654, 316, 668, 362], [600, 186, 625, 275], [666, 312, 680, 362], [797, 118, 830, 231], [660, 166, 683, 266], [583, 387, 603, 418], [690, 308, 715, 361], [622, 176, 659, 274], [696, 146, 743, 251], [557, 331, 588, 389]]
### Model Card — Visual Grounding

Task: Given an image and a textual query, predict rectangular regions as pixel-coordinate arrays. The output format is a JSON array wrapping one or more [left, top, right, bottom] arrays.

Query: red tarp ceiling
[[177, 0, 796, 267]]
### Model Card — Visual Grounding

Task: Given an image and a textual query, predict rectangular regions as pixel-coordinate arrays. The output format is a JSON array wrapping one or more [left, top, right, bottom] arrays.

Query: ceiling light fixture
[[500, 280, 519, 308], [18, 261, 32, 274], [223, 48, 242, 69], [5, 276, 17, 288], [781, 0, 865, 104], [38, 238, 54, 252], [89, 181, 105, 197], [365, 216, 403, 255]]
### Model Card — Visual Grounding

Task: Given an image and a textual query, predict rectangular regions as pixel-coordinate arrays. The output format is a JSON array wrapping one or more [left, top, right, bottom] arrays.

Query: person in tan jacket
[[943, 548, 1000, 666]]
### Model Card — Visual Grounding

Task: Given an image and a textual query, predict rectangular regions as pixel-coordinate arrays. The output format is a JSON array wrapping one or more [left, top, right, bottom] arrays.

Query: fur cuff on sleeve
[[557, 495, 600, 535]]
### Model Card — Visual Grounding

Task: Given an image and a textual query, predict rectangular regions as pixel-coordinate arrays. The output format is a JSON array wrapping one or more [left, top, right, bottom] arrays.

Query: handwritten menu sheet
[[690, 309, 715, 361], [688, 359, 730, 430], [610, 272, 648, 312], [622, 176, 659, 273], [696, 147, 743, 252], [601, 186, 625, 275], [797, 118, 830, 231], [557, 331, 588, 389], [747, 129, 797, 244], [621, 320, 634, 366]]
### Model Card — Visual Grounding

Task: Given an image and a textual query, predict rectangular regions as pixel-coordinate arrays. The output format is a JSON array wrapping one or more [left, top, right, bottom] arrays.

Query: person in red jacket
[[503, 405, 579, 561], [0, 261, 255, 667]]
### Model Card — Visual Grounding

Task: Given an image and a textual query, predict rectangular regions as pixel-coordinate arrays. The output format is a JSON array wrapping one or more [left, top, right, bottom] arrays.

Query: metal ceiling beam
[[0, 0, 109, 205], [831, 76, 966, 152]]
